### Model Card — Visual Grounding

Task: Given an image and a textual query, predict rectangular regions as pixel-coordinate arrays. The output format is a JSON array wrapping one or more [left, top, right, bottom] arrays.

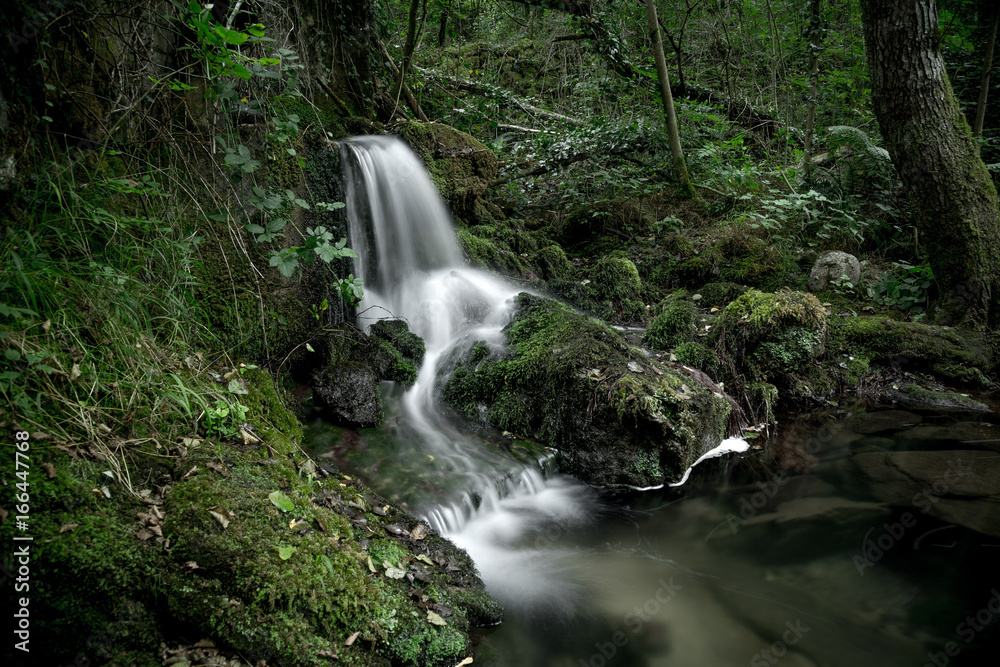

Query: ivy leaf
[[276, 545, 296, 560]]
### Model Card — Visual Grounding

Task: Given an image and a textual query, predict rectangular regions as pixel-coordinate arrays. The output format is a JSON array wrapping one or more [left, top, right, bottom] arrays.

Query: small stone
[[807, 251, 861, 292]]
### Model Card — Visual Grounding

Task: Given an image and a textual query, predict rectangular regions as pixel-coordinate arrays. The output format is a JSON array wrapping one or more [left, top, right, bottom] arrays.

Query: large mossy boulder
[[1, 368, 499, 667], [643, 290, 697, 351], [393, 121, 500, 225], [714, 288, 831, 396], [832, 316, 995, 387], [441, 293, 731, 487]]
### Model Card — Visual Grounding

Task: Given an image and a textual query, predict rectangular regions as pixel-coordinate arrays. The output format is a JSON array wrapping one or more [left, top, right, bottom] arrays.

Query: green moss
[[535, 244, 574, 280], [393, 121, 498, 224], [643, 291, 696, 351], [457, 227, 529, 277], [832, 316, 994, 387], [370, 319, 426, 365], [592, 256, 642, 302], [717, 231, 780, 286], [441, 293, 730, 487], [2, 367, 498, 666], [715, 289, 829, 394], [672, 341, 716, 370]]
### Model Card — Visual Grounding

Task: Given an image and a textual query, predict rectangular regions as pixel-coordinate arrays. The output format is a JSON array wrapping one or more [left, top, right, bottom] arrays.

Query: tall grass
[[0, 158, 233, 474]]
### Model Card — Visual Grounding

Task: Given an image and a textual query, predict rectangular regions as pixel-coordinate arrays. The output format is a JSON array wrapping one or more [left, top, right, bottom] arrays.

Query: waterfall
[[341, 136, 595, 615]]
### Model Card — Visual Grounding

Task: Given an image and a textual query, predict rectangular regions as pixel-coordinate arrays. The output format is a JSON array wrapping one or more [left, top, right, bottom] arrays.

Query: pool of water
[[305, 405, 1000, 666]]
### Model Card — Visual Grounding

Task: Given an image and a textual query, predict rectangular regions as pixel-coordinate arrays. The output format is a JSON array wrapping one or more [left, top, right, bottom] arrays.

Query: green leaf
[[227, 378, 248, 395], [269, 491, 294, 512], [267, 218, 288, 232], [245, 224, 266, 234], [269, 251, 298, 278], [277, 545, 296, 560], [5, 349, 21, 362]]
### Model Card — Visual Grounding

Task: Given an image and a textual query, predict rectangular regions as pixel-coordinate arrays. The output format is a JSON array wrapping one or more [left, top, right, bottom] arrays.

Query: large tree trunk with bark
[[860, 0, 1000, 325]]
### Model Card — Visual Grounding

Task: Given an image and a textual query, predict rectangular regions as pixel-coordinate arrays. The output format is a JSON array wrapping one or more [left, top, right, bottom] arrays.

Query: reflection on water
[[464, 409, 1000, 667], [308, 408, 1000, 666]]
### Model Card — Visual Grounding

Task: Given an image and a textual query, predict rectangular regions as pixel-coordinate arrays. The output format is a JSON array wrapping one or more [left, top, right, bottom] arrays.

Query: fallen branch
[[414, 66, 587, 126], [490, 152, 592, 188]]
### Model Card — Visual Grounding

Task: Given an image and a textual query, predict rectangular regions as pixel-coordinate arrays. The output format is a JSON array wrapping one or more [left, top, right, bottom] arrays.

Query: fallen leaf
[[385, 566, 407, 579], [0, 506, 8, 523], [42, 319, 51, 334], [183, 561, 200, 570], [453, 658, 474, 667], [70, 363, 81, 381], [276, 545, 296, 560], [182, 466, 199, 479], [42, 462, 56, 478], [317, 649, 338, 659], [193, 638, 215, 648], [208, 510, 230, 529], [410, 524, 428, 540], [269, 490, 294, 512], [345, 630, 361, 646], [206, 461, 230, 477], [289, 518, 309, 530], [426, 610, 447, 626], [136, 528, 154, 541], [100, 485, 111, 498], [416, 554, 434, 565], [367, 556, 376, 573], [58, 523, 77, 534]]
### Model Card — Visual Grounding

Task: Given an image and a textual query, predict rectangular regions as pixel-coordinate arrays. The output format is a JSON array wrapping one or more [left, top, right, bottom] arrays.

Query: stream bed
[[305, 406, 1000, 667]]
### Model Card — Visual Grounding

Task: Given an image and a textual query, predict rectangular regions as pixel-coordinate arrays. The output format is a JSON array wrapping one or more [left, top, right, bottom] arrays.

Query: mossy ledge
[[440, 293, 731, 487], [1, 369, 499, 666]]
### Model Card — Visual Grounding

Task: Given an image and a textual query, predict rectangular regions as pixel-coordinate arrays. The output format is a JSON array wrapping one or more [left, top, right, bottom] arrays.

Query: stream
[[307, 136, 1000, 666]]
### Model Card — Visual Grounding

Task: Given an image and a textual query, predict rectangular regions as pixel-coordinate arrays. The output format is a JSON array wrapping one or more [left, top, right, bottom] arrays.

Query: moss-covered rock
[[1, 370, 498, 667], [717, 231, 781, 287], [592, 255, 642, 302], [441, 293, 731, 487], [370, 319, 427, 365], [535, 244, 574, 280], [393, 121, 499, 225], [643, 291, 697, 351], [832, 316, 995, 387], [715, 289, 831, 395]]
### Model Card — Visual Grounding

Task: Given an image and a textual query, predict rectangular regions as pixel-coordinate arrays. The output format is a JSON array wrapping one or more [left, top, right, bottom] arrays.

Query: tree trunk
[[644, 0, 692, 192], [861, 0, 1000, 325], [973, 4, 999, 138], [391, 0, 422, 117], [802, 0, 822, 181]]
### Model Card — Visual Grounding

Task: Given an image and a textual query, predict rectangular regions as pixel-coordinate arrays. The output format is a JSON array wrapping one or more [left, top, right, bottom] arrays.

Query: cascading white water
[[341, 136, 595, 614], [339, 136, 747, 618]]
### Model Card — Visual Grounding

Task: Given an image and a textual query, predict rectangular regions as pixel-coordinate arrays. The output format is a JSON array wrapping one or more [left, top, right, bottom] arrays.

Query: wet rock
[[807, 251, 861, 291], [843, 449, 1000, 536], [839, 410, 922, 435], [715, 496, 891, 562], [311, 362, 384, 427], [886, 384, 991, 414], [894, 421, 1000, 452]]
